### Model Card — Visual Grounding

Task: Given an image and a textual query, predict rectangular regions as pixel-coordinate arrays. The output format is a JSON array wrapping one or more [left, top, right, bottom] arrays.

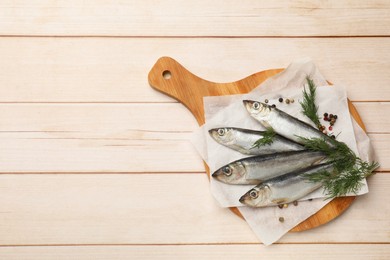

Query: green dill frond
[[300, 77, 321, 127], [297, 76, 379, 198], [251, 127, 276, 149], [299, 136, 379, 199], [358, 160, 379, 178]]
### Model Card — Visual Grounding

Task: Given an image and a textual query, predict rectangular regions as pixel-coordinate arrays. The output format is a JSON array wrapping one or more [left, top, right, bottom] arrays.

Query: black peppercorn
[[324, 113, 328, 117], [278, 98, 283, 102], [271, 104, 276, 108], [334, 115, 338, 119]]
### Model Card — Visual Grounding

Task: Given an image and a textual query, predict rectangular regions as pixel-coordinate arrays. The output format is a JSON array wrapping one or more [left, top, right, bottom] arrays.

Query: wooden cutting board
[[148, 56, 364, 232]]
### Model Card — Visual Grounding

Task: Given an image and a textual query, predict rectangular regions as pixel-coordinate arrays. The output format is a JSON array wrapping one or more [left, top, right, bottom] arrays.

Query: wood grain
[[0, 37, 389, 102], [149, 57, 281, 124], [0, 103, 386, 134], [0, 0, 389, 36], [0, 244, 389, 260], [148, 56, 367, 232], [0, 174, 388, 245]]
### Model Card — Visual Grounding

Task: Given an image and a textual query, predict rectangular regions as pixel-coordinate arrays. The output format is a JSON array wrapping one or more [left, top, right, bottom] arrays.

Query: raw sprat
[[211, 150, 326, 185], [208, 127, 303, 156]]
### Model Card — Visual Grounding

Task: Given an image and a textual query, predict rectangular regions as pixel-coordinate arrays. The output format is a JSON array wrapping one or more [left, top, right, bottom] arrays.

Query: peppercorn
[[329, 126, 333, 131], [278, 97, 283, 103], [279, 217, 285, 223], [285, 99, 290, 104], [265, 99, 269, 103], [308, 199, 313, 201], [324, 113, 328, 117], [329, 114, 334, 119], [331, 135, 336, 139], [278, 204, 283, 209], [290, 99, 295, 103], [271, 104, 276, 108], [323, 117, 328, 121], [334, 115, 338, 119], [330, 122, 334, 126], [293, 201, 298, 206]]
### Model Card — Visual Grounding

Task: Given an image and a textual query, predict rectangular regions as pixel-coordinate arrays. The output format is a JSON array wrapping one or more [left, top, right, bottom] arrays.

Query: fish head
[[211, 161, 246, 184], [243, 100, 272, 118], [239, 185, 272, 207], [208, 127, 235, 145]]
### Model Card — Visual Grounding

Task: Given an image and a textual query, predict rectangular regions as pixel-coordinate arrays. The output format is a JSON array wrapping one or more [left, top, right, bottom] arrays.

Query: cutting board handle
[[148, 57, 214, 124], [148, 56, 283, 125]]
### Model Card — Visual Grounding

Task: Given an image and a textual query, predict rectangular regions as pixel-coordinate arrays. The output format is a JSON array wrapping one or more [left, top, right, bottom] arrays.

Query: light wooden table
[[0, 1, 389, 259]]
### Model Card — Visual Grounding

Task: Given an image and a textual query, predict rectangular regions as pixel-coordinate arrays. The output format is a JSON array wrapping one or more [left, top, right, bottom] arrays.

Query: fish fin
[[272, 198, 288, 204]]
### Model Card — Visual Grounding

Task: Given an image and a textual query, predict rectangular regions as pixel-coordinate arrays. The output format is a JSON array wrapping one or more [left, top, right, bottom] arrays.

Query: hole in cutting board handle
[[162, 70, 172, 80]]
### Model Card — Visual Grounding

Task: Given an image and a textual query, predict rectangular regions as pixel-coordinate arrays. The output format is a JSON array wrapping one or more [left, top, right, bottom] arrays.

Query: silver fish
[[243, 100, 333, 145], [209, 127, 304, 155], [211, 150, 326, 185], [239, 162, 334, 207]]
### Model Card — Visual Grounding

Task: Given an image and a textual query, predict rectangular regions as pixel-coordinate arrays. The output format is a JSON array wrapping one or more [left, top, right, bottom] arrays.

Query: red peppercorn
[[324, 117, 328, 121], [329, 126, 333, 131]]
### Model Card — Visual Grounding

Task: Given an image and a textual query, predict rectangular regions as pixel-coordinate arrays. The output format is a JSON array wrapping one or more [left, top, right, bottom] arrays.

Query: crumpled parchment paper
[[190, 58, 376, 245]]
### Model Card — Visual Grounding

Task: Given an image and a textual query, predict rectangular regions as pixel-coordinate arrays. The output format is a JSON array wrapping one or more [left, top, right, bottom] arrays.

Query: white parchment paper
[[190, 58, 376, 245]]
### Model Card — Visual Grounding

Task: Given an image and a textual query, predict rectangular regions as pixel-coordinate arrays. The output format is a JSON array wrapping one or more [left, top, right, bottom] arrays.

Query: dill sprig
[[251, 127, 276, 149], [297, 77, 379, 198], [300, 77, 321, 127], [298, 136, 379, 198]]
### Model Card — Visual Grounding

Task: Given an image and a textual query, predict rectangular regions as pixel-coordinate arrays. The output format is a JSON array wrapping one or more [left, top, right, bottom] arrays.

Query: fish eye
[[222, 166, 232, 176], [217, 128, 225, 136], [253, 102, 260, 110], [249, 189, 258, 199]]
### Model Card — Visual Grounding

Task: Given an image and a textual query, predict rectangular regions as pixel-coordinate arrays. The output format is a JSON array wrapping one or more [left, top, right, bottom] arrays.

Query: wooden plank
[[0, 103, 199, 173], [0, 103, 385, 134], [0, 173, 388, 245], [0, 1, 389, 36], [0, 103, 387, 172], [367, 134, 390, 171], [355, 102, 390, 133], [0, 244, 389, 260], [0, 37, 389, 102]]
